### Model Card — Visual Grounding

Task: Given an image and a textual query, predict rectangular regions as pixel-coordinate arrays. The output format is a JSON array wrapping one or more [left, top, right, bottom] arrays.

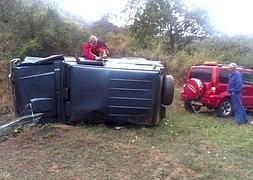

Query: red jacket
[[83, 41, 110, 60], [82, 42, 97, 60]]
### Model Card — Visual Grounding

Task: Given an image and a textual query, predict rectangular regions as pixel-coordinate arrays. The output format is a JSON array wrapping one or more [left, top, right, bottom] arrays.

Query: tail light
[[211, 86, 216, 93], [210, 81, 217, 94]]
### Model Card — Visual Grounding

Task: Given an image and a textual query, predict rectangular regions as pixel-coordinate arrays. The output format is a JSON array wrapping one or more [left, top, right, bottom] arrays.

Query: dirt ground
[[1, 94, 253, 179], [0, 123, 199, 180]]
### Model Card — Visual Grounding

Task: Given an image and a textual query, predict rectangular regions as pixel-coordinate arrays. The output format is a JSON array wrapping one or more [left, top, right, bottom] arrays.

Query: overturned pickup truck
[[9, 55, 174, 126]]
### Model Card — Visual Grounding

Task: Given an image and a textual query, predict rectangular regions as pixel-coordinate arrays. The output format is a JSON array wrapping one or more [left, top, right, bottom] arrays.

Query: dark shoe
[[235, 121, 243, 125]]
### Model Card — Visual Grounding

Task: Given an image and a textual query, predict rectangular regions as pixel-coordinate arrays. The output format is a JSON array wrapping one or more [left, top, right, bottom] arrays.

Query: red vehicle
[[181, 63, 253, 117]]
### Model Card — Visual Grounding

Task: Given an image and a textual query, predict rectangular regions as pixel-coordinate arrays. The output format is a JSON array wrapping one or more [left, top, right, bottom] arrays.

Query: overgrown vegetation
[[129, 0, 213, 52], [0, 61, 13, 116]]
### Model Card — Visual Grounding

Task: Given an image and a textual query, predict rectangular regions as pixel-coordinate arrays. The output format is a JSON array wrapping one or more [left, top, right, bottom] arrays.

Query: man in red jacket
[[82, 35, 110, 60]]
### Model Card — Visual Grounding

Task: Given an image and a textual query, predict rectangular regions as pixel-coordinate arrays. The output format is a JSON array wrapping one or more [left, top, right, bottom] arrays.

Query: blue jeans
[[231, 93, 248, 124]]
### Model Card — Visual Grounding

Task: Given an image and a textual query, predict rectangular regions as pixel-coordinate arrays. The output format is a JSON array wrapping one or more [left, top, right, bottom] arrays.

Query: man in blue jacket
[[228, 63, 248, 125]]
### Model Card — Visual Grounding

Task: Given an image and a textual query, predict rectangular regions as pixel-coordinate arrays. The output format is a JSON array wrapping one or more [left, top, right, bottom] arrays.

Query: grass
[[0, 89, 253, 179]]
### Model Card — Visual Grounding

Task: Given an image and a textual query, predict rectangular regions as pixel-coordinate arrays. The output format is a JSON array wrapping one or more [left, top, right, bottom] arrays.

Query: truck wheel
[[154, 105, 161, 125], [162, 75, 174, 105], [217, 98, 232, 117], [152, 105, 167, 126], [161, 105, 166, 119], [149, 102, 162, 126], [151, 78, 163, 126], [184, 101, 201, 113]]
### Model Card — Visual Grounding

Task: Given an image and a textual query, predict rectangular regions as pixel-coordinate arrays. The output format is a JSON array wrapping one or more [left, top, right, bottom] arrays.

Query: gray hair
[[228, 63, 237, 68], [89, 35, 98, 42]]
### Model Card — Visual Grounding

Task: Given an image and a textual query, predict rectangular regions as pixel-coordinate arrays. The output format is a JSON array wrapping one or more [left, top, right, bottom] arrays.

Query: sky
[[57, 0, 129, 26], [57, 0, 253, 36], [187, 0, 253, 36]]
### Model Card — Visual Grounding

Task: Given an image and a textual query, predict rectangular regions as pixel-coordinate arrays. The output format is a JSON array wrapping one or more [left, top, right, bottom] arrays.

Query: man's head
[[88, 35, 98, 47], [228, 63, 237, 72]]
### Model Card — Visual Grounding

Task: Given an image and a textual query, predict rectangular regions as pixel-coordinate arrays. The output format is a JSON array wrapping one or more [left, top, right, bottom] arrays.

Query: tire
[[154, 104, 161, 125], [161, 105, 166, 119], [216, 98, 232, 117], [149, 99, 162, 126], [162, 75, 174, 105], [184, 101, 201, 113], [183, 78, 203, 100], [152, 106, 167, 126], [150, 76, 163, 126]]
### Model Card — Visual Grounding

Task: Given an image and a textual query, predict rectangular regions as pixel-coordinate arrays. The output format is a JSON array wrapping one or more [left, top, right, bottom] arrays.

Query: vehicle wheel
[[217, 98, 232, 117], [161, 105, 166, 119], [151, 77, 164, 126], [162, 75, 174, 105], [183, 78, 203, 100], [150, 103, 161, 126], [184, 101, 201, 113]]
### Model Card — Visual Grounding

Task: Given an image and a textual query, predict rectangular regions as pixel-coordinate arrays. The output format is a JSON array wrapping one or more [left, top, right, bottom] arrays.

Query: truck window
[[190, 68, 212, 82], [219, 69, 230, 84], [242, 73, 253, 85]]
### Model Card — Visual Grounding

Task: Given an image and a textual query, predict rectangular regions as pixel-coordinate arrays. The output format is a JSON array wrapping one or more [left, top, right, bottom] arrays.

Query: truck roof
[[21, 55, 164, 71], [65, 57, 164, 71], [193, 64, 253, 71]]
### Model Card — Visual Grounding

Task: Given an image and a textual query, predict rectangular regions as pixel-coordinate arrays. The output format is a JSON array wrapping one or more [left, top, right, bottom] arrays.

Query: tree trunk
[[170, 34, 175, 54], [169, 33, 176, 71]]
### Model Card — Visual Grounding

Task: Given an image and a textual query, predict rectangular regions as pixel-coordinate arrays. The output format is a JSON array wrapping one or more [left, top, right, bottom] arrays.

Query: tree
[[90, 15, 119, 36], [129, 0, 213, 53], [0, 0, 88, 58]]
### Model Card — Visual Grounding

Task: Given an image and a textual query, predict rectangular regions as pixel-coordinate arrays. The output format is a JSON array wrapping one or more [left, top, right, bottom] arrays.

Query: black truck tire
[[216, 98, 233, 117], [162, 75, 174, 105], [184, 101, 201, 113]]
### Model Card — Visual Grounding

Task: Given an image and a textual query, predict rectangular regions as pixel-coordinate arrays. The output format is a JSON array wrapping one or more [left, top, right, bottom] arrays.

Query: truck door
[[241, 72, 253, 108]]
